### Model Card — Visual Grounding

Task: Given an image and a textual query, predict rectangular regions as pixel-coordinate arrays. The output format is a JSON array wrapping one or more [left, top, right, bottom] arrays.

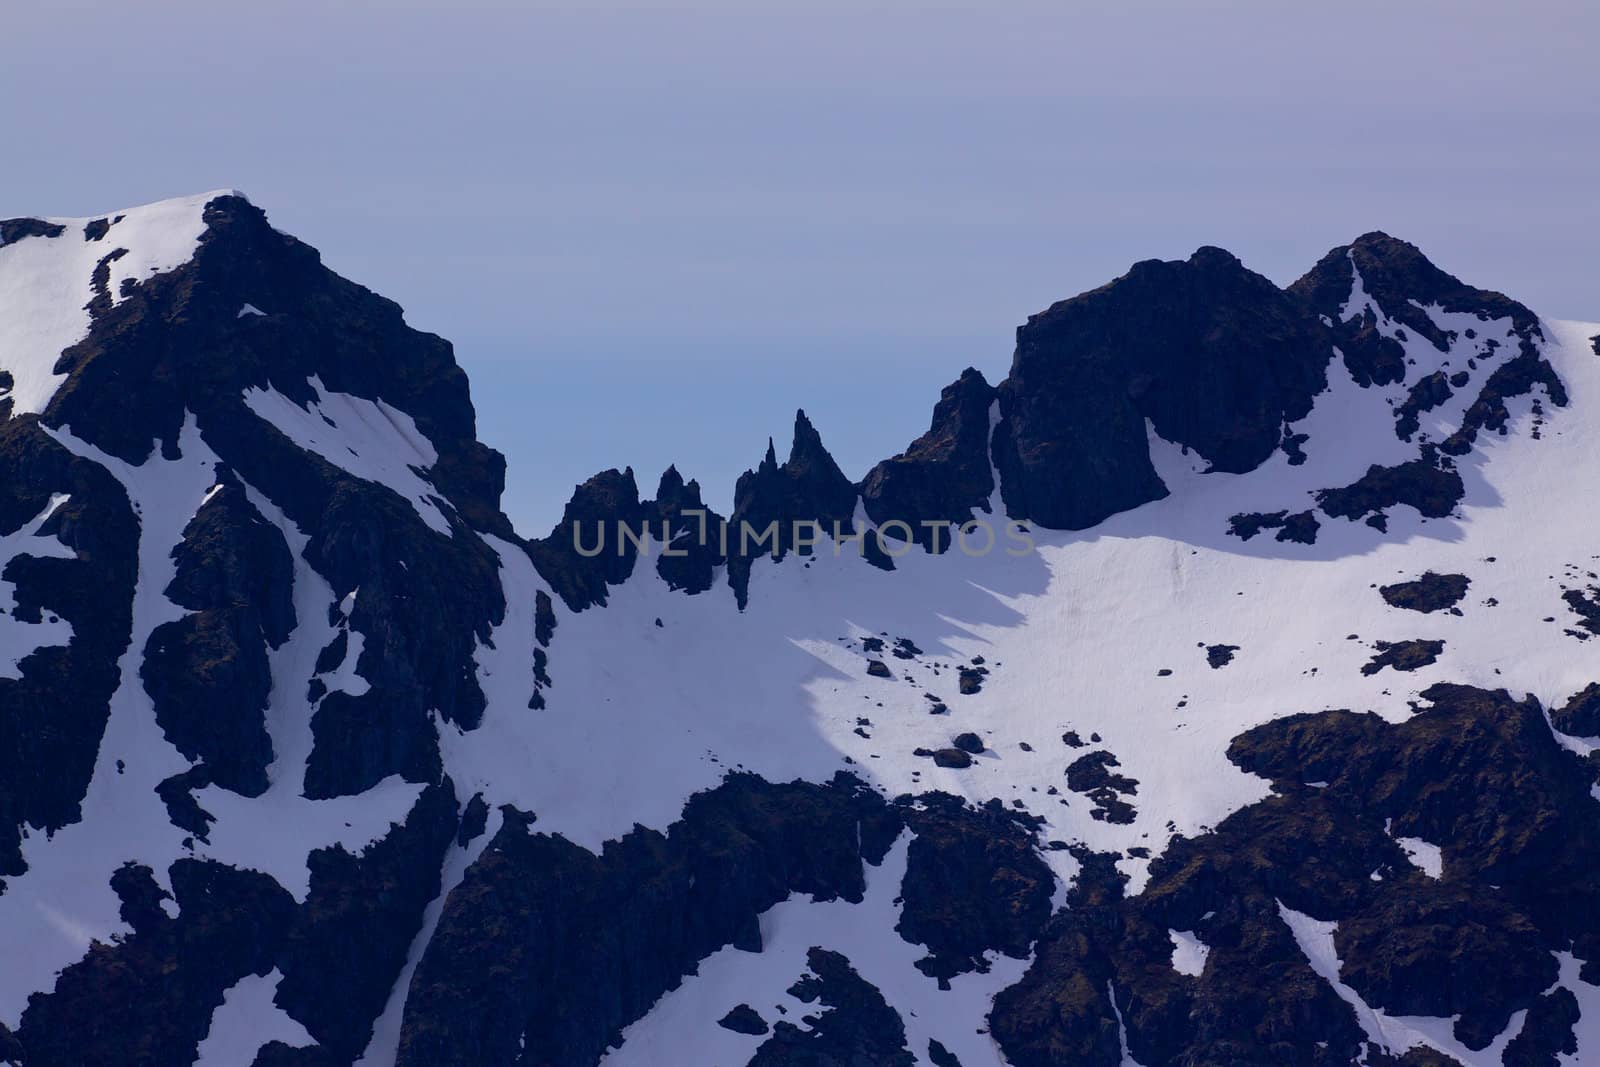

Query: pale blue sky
[[5, 1, 1596, 533]]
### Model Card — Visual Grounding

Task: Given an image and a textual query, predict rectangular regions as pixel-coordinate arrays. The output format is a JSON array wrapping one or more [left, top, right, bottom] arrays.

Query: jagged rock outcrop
[[1551, 683, 1600, 738], [992, 246, 1332, 530], [12, 860, 297, 1067], [0, 421, 139, 880], [1291, 231, 1541, 388], [529, 464, 730, 610], [647, 465, 726, 594], [4, 194, 1596, 1067], [274, 780, 461, 1060], [894, 794, 1054, 984], [528, 467, 649, 610], [859, 367, 997, 551], [726, 411, 886, 607], [993, 683, 1600, 1064], [394, 773, 901, 1067], [140, 468, 294, 796]]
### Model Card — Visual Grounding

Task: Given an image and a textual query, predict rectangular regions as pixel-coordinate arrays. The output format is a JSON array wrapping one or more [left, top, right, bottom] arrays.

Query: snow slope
[[3, 189, 1596, 1066], [0, 191, 229, 415], [431, 319, 1600, 1065]]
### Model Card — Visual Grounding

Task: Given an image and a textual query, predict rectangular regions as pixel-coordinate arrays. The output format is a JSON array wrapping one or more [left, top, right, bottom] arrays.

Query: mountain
[[1, 192, 1597, 1067]]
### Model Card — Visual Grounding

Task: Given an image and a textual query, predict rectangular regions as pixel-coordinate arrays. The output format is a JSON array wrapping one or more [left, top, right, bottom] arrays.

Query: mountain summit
[[1, 193, 1596, 1066]]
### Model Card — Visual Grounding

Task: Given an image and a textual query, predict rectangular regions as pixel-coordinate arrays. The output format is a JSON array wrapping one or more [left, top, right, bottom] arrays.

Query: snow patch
[[194, 969, 313, 1066], [1168, 929, 1209, 977], [242, 376, 454, 536]]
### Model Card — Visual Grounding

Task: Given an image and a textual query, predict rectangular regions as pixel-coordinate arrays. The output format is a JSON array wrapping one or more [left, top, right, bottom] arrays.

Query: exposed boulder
[[1379, 572, 1470, 614], [717, 1004, 769, 1036]]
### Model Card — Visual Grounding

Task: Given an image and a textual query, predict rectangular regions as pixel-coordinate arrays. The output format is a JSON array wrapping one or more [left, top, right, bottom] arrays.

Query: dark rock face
[[155, 765, 217, 841], [141, 608, 275, 795], [895, 794, 1054, 984], [994, 247, 1331, 530], [859, 368, 997, 551], [7, 194, 511, 803], [274, 780, 460, 1060], [1501, 986, 1580, 1066], [1551, 683, 1600, 738], [746, 947, 916, 1067], [141, 474, 292, 796], [648, 465, 726, 595], [1254, 686, 1600, 914], [1290, 231, 1544, 389], [44, 197, 510, 533], [1379, 572, 1470, 614], [395, 773, 899, 1067], [167, 469, 296, 644], [989, 849, 1145, 1067], [0, 420, 139, 879], [1333, 880, 1554, 1047], [13, 860, 296, 1067], [1361, 639, 1444, 675], [528, 467, 648, 610], [726, 411, 883, 607], [1394, 371, 1454, 441], [995, 683, 1600, 1065]]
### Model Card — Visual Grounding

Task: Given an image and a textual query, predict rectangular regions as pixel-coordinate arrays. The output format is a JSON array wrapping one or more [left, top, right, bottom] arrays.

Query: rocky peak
[[648, 465, 725, 596], [1290, 231, 1544, 388], [528, 467, 647, 609], [2, 193, 512, 538], [784, 409, 857, 520], [992, 244, 1331, 529], [859, 366, 997, 551], [726, 410, 876, 607]]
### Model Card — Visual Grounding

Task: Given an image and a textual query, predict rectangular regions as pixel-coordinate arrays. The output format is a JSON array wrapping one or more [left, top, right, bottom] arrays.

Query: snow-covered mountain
[[1, 192, 1597, 1067]]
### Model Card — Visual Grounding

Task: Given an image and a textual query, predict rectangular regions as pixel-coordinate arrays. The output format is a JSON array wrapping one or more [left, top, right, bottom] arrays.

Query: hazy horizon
[[6, 0, 1595, 533]]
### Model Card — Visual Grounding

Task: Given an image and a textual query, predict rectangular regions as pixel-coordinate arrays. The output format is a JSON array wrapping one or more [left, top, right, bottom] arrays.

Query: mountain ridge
[[1, 191, 1595, 1067]]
